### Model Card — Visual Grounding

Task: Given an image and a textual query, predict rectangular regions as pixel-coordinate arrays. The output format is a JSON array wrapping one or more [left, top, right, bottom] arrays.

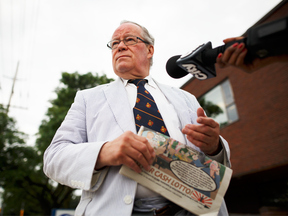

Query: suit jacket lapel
[[156, 81, 193, 145], [155, 80, 191, 130], [103, 78, 136, 134]]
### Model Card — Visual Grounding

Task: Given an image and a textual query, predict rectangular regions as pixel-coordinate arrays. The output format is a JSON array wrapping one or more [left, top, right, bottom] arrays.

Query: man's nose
[[117, 40, 128, 50]]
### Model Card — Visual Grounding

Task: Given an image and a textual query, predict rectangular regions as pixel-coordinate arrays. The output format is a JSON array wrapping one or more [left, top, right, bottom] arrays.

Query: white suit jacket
[[43, 78, 231, 216]]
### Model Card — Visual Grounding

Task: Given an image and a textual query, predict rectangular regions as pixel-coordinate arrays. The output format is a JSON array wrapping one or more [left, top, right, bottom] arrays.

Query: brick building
[[180, 1, 288, 214]]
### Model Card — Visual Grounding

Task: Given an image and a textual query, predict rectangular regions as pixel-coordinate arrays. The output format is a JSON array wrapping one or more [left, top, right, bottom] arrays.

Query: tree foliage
[[0, 72, 114, 215], [0, 104, 44, 215], [198, 98, 223, 119]]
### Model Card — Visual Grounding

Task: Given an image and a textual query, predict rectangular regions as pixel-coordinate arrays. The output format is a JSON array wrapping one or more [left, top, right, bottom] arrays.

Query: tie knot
[[129, 79, 147, 86]]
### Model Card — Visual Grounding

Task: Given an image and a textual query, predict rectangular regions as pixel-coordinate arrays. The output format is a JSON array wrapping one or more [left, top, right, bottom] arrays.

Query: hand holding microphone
[[166, 17, 288, 80], [216, 37, 288, 73]]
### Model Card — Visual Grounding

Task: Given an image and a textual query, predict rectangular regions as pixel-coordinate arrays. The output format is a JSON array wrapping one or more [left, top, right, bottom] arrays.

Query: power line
[[0, 0, 40, 110], [10, 0, 14, 77], [0, 1, 4, 89]]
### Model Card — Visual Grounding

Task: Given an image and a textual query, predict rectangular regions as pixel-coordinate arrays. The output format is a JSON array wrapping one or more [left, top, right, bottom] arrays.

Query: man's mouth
[[117, 55, 130, 61]]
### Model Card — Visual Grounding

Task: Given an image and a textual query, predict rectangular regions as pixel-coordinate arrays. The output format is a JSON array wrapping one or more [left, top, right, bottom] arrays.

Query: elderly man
[[44, 21, 231, 216]]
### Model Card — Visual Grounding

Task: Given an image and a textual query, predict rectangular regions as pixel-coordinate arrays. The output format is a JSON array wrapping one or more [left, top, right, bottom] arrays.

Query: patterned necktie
[[129, 79, 170, 136]]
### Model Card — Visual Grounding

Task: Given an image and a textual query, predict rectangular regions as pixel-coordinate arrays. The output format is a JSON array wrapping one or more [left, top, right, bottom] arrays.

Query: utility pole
[[6, 61, 19, 113]]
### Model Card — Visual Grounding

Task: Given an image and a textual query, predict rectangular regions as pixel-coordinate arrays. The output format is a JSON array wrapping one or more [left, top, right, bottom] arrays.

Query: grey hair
[[120, 20, 155, 66]]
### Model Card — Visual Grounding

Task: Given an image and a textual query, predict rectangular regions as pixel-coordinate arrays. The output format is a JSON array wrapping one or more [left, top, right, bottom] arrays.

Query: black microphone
[[166, 16, 288, 80], [166, 55, 188, 78]]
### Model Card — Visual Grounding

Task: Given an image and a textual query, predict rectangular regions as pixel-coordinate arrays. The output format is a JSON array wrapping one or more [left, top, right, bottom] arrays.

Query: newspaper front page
[[119, 126, 232, 215]]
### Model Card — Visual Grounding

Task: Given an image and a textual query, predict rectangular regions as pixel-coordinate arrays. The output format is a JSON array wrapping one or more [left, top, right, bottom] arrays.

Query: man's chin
[[116, 67, 131, 74], [115, 62, 132, 72], [114, 68, 133, 79]]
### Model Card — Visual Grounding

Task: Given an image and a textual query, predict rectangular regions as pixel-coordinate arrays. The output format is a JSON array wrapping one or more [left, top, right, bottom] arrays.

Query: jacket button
[[124, 195, 132, 204]]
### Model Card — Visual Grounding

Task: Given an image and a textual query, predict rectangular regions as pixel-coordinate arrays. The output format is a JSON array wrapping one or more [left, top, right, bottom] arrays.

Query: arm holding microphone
[[217, 36, 288, 73], [166, 16, 288, 80]]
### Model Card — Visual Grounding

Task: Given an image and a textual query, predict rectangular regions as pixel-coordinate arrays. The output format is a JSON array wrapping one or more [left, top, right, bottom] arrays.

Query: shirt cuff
[[205, 139, 225, 164], [206, 148, 224, 164]]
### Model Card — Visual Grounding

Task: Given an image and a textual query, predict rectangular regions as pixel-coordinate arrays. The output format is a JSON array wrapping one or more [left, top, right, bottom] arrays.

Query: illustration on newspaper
[[119, 126, 232, 215]]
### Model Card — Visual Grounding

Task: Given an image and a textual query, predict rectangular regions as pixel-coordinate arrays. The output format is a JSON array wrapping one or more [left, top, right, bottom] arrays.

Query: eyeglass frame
[[107, 36, 149, 50]]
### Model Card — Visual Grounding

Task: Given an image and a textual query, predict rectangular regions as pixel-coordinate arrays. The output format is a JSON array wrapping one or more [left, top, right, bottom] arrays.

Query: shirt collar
[[120, 75, 157, 89]]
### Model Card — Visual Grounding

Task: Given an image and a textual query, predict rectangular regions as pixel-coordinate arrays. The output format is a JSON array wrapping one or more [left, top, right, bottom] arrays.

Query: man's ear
[[147, 45, 154, 59]]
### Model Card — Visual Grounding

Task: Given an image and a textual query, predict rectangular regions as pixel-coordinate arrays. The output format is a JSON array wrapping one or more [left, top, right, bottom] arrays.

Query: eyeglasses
[[107, 36, 149, 50]]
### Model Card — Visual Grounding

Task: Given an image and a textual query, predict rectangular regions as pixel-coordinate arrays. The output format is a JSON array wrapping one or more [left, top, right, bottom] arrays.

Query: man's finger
[[122, 156, 142, 173], [197, 117, 219, 128], [134, 135, 155, 160], [126, 145, 152, 171], [196, 108, 218, 128], [186, 129, 211, 144], [128, 135, 155, 169], [197, 107, 206, 118]]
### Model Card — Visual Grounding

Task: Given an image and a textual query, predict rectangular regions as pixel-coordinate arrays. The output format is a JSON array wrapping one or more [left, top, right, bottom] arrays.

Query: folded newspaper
[[119, 126, 232, 215]]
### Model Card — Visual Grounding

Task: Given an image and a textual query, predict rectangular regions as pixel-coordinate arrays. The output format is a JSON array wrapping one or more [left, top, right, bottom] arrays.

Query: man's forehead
[[112, 23, 142, 39]]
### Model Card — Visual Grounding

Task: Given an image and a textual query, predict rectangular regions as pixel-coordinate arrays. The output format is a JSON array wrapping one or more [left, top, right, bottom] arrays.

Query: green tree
[[0, 104, 44, 215], [198, 98, 223, 119], [0, 72, 114, 215]]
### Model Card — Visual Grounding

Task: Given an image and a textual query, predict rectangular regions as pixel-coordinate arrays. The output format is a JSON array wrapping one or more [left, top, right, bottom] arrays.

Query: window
[[198, 79, 238, 128]]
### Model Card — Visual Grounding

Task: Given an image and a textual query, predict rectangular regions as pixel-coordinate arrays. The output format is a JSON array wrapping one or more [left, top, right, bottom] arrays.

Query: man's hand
[[182, 107, 220, 155], [95, 131, 156, 173], [216, 37, 288, 73]]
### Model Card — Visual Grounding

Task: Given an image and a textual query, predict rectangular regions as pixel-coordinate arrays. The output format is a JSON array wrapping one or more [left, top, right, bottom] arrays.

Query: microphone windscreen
[[166, 55, 188, 79]]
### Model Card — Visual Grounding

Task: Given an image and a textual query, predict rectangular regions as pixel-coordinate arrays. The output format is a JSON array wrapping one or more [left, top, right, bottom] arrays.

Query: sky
[[0, 0, 283, 145]]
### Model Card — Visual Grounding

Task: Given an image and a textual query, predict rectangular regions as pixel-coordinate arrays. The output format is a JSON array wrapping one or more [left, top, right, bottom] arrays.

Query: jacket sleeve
[[43, 91, 109, 191]]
